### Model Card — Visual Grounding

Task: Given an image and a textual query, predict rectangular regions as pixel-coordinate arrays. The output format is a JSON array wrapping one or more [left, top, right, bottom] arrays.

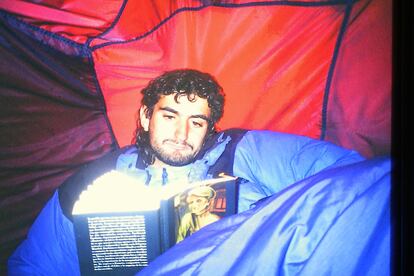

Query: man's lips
[[163, 140, 193, 150]]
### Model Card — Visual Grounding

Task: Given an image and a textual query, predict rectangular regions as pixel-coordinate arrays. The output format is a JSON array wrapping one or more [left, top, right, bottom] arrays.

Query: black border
[[392, 0, 412, 274]]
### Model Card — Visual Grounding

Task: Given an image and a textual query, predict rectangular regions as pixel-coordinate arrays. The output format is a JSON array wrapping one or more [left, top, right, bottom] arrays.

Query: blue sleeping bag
[[139, 157, 390, 275]]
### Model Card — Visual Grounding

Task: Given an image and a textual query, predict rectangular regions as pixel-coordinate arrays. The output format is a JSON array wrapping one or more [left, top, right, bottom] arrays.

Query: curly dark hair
[[134, 69, 225, 167]]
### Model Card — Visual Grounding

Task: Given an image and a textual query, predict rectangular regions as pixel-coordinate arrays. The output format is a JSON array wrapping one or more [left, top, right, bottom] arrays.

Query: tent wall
[[0, 0, 391, 273], [0, 12, 117, 271], [326, 0, 391, 157]]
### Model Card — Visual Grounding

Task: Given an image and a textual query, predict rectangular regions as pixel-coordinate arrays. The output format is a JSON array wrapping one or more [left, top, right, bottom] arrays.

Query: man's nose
[[175, 119, 189, 141]]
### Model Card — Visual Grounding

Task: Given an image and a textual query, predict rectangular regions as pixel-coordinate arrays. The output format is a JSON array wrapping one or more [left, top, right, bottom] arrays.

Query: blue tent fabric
[[139, 157, 390, 275]]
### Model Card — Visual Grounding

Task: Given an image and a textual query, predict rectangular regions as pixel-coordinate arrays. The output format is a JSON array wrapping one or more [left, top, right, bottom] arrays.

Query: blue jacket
[[9, 129, 387, 275]]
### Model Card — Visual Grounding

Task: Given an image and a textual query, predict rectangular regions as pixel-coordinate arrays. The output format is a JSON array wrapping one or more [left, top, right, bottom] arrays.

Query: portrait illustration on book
[[174, 185, 227, 243]]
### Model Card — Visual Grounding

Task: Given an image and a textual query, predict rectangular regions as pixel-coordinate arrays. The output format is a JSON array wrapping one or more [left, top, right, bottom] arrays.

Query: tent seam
[[85, 0, 129, 47], [86, 51, 120, 150], [90, 0, 358, 51], [320, 0, 354, 140]]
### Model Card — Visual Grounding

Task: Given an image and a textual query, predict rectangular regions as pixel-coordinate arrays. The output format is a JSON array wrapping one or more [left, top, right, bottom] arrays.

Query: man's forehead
[[156, 94, 211, 117]]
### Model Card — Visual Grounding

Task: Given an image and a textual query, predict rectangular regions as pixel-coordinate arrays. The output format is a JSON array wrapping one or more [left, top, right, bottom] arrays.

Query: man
[[8, 69, 365, 275]]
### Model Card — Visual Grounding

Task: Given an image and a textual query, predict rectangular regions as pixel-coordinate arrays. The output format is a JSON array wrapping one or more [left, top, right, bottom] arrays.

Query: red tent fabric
[[0, 0, 391, 273]]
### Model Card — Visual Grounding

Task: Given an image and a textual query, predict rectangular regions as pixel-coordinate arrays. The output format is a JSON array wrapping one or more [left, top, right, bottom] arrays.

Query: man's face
[[140, 93, 211, 167]]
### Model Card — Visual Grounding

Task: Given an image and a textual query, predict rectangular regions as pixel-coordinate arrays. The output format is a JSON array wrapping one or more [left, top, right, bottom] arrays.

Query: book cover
[[72, 171, 238, 275]]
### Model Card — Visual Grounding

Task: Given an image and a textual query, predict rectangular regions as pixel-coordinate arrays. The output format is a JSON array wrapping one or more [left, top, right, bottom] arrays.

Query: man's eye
[[192, 121, 204, 128], [163, 115, 175, 120]]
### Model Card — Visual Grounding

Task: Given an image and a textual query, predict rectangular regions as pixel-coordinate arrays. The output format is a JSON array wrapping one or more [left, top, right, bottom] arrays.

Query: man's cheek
[[190, 133, 206, 150]]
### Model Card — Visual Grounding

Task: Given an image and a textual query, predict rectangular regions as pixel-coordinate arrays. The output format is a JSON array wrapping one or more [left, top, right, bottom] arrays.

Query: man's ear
[[139, 106, 150, 132]]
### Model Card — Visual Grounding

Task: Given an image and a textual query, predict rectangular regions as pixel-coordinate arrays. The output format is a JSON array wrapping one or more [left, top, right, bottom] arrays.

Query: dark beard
[[151, 141, 196, 166]]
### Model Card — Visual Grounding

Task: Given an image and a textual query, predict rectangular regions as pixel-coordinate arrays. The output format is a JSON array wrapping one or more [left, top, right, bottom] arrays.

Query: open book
[[72, 170, 238, 275]]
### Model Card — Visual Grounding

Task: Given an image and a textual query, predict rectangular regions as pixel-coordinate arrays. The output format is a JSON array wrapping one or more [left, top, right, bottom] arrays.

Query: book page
[[75, 211, 161, 275], [72, 171, 236, 215], [87, 215, 148, 270]]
